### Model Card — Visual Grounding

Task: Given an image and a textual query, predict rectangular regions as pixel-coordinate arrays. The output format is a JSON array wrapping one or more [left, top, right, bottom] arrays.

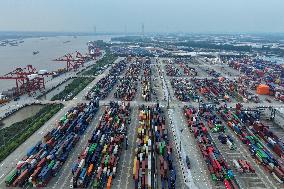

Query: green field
[[81, 52, 117, 76], [51, 77, 94, 101]]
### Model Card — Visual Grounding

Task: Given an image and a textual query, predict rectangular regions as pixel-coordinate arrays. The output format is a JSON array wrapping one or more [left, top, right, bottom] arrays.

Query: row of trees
[[81, 51, 117, 76], [51, 77, 94, 101], [0, 104, 63, 162]]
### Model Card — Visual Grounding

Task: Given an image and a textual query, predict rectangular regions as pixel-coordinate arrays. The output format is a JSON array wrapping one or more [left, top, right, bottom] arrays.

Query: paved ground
[[0, 56, 283, 189], [159, 57, 284, 189]]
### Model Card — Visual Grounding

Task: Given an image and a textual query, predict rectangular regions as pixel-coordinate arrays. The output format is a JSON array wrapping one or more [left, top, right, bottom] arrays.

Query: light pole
[[180, 129, 184, 153], [167, 95, 170, 109], [1, 131, 5, 147]]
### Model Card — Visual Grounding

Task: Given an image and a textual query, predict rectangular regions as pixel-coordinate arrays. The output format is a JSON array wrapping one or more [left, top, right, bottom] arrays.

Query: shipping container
[[71, 102, 130, 188], [5, 98, 99, 187]]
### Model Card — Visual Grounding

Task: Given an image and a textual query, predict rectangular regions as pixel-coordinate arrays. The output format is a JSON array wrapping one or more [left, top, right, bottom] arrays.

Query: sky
[[0, 0, 283, 34]]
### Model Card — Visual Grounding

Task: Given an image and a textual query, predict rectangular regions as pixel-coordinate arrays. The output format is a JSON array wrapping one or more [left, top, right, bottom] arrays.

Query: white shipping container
[[268, 137, 276, 146], [78, 159, 85, 168], [233, 159, 241, 171], [146, 145, 148, 155], [28, 176, 32, 183], [97, 166, 101, 173], [40, 151, 48, 159], [269, 162, 275, 169], [227, 140, 232, 149], [100, 135, 105, 144], [113, 145, 118, 155], [139, 153, 143, 162], [30, 159, 37, 168], [148, 139, 152, 147], [73, 110, 78, 115], [107, 168, 110, 176], [17, 160, 25, 165], [38, 70, 48, 74], [96, 130, 101, 136]]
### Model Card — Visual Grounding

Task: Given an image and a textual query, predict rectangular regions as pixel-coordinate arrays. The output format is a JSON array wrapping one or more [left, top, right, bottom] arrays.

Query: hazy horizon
[[0, 0, 284, 33]]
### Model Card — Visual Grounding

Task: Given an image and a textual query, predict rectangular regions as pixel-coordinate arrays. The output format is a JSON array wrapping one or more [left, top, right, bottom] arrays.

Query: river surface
[[0, 35, 113, 92]]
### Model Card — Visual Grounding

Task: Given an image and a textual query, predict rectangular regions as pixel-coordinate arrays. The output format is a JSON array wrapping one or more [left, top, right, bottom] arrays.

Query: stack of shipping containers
[[5, 99, 99, 187]]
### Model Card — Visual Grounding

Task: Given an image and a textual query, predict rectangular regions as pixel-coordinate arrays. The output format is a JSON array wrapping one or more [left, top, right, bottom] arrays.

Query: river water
[[0, 35, 112, 92]]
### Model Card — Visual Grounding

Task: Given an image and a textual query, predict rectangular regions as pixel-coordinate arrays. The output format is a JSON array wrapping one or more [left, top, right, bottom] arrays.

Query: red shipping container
[[273, 144, 283, 157]]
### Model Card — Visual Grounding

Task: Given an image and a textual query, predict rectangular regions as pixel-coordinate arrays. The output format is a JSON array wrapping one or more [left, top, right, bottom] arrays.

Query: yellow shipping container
[[133, 157, 137, 177], [137, 127, 142, 134], [103, 144, 108, 154], [144, 135, 148, 144]]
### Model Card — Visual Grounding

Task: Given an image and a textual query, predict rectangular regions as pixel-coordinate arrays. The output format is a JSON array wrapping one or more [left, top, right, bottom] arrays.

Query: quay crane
[[53, 51, 90, 71], [0, 65, 53, 96], [87, 41, 101, 59]]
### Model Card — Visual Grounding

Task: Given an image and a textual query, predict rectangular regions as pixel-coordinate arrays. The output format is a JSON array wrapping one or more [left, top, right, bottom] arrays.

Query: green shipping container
[[211, 174, 217, 181], [5, 169, 17, 186], [48, 160, 56, 169], [105, 155, 110, 166]]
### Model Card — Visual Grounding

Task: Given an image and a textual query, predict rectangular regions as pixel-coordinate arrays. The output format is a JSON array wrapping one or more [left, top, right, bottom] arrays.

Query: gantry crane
[[0, 65, 53, 96], [53, 51, 90, 71], [87, 41, 101, 59]]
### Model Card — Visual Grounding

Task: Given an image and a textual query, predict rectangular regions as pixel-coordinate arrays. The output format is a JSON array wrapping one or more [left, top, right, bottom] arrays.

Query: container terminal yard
[[0, 37, 284, 189]]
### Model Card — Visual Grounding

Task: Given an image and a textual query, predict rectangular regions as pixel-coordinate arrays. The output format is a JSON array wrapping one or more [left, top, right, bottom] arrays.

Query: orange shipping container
[[87, 164, 94, 176], [107, 176, 112, 189], [256, 84, 270, 95], [227, 121, 233, 128]]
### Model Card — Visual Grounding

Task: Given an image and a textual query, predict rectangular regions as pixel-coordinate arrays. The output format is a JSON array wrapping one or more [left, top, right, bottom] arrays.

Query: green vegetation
[[178, 41, 252, 52], [81, 52, 117, 76], [51, 77, 94, 101], [0, 103, 63, 162]]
